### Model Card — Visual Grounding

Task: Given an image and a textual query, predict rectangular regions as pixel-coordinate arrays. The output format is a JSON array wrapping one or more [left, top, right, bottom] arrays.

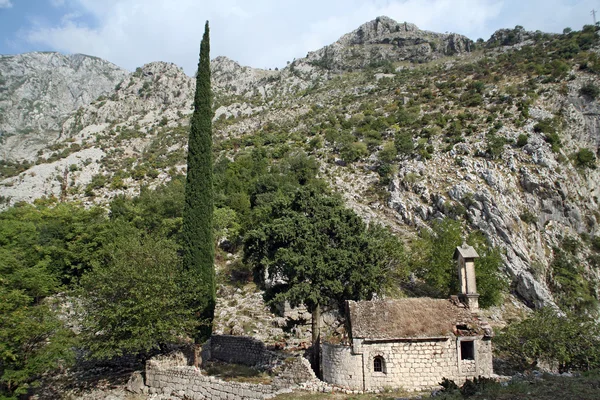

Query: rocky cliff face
[[304, 16, 473, 71], [0, 52, 128, 160], [1, 17, 599, 312]]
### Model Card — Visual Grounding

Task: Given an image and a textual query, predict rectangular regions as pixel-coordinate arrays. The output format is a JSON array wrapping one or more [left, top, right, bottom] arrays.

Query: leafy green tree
[[547, 244, 598, 314], [496, 308, 600, 372], [0, 202, 107, 286], [412, 218, 463, 296], [182, 21, 215, 341], [244, 185, 406, 362], [410, 218, 506, 307], [109, 176, 185, 239], [468, 232, 508, 308], [78, 228, 195, 359], [0, 289, 75, 399]]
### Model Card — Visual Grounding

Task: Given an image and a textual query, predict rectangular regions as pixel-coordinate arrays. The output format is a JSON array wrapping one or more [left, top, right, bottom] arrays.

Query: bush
[[394, 131, 414, 155], [486, 133, 509, 159], [340, 142, 368, 163], [516, 134, 528, 147], [533, 119, 555, 134], [580, 82, 600, 99], [548, 245, 598, 313], [379, 141, 397, 163], [575, 148, 596, 168], [460, 91, 484, 107], [495, 308, 600, 372], [520, 209, 538, 224]]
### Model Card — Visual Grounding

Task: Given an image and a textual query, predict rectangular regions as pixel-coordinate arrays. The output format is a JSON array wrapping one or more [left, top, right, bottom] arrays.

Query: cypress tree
[[182, 21, 215, 342]]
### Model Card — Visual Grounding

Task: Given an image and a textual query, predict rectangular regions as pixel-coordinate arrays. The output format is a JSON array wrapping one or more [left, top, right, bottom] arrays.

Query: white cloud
[[50, 0, 66, 7], [18, 0, 597, 75], [0, 0, 13, 9]]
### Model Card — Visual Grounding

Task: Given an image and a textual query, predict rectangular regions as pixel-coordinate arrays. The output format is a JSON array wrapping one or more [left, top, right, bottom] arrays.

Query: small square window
[[460, 340, 475, 360]]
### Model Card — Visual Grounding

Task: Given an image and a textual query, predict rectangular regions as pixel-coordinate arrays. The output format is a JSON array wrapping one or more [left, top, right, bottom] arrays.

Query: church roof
[[346, 298, 493, 340]]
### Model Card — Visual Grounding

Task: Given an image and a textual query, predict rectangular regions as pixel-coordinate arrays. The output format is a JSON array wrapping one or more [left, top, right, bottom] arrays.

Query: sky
[[0, 0, 598, 75]]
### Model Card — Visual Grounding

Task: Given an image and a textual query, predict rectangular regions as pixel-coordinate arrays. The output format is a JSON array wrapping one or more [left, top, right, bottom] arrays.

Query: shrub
[[533, 119, 555, 134], [460, 91, 483, 107], [591, 235, 600, 251], [548, 245, 598, 313], [379, 141, 397, 163], [575, 148, 596, 168], [516, 134, 528, 147], [580, 82, 600, 99], [394, 131, 414, 155], [496, 308, 600, 372], [340, 142, 368, 163], [486, 133, 509, 159], [520, 209, 537, 224]]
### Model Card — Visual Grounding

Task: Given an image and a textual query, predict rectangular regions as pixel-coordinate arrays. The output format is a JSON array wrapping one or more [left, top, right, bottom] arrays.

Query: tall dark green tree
[[182, 21, 215, 342], [243, 185, 407, 372]]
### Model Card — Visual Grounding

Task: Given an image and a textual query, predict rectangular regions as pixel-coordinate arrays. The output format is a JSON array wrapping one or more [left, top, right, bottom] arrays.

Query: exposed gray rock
[[0, 52, 128, 160], [126, 371, 146, 394], [303, 16, 473, 72]]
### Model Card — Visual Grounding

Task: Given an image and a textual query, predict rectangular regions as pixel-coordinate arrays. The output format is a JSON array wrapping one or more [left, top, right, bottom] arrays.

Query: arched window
[[373, 356, 384, 372]]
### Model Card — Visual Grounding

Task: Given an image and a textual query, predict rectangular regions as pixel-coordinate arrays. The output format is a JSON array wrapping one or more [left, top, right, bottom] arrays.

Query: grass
[[273, 371, 600, 400], [273, 390, 416, 400], [204, 361, 272, 384]]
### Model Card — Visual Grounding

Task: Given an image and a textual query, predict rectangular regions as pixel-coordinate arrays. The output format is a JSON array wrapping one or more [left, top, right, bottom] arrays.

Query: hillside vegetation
[[2, 17, 600, 398]]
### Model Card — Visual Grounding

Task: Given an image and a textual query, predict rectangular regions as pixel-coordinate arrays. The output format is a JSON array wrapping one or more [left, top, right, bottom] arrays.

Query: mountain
[[0, 52, 128, 160], [1, 18, 600, 313], [304, 16, 472, 71]]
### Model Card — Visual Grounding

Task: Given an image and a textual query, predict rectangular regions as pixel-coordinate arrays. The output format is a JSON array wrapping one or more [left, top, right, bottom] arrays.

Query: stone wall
[[145, 336, 318, 400], [146, 363, 284, 400], [207, 335, 279, 368], [475, 338, 493, 376], [322, 343, 364, 389], [323, 337, 493, 392]]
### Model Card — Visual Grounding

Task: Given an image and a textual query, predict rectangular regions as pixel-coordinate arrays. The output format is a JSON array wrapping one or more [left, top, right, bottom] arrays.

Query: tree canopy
[[244, 184, 407, 313], [410, 218, 507, 308], [77, 228, 195, 359]]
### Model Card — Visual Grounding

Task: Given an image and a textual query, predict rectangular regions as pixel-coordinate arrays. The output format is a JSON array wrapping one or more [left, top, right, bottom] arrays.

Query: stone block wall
[[322, 343, 364, 389], [145, 336, 318, 400], [146, 363, 283, 400], [272, 356, 317, 388], [363, 339, 458, 391], [476, 338, 493, 376], [208, 335, 279, 368], [323, 337, 493, 392]]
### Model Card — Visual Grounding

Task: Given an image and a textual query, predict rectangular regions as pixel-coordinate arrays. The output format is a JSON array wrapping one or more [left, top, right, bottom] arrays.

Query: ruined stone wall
[[476, 338, 493, 376], [145, 340, 317, 400], [208, 335, 279, 368], [146, 363, 283, 400], [322, 343, 364, 389], [322, 337, 493, 392]]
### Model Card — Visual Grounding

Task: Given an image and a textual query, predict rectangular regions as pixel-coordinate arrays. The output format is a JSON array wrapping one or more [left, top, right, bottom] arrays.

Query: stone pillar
[[454, 244, 480, 312]]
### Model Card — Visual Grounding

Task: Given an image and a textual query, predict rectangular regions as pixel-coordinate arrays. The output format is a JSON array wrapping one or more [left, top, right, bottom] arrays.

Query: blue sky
[[0, 0, 597, 75]]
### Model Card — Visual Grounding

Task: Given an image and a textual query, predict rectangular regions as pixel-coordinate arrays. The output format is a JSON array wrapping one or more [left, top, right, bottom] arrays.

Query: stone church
[[322, 244, 494, 391]]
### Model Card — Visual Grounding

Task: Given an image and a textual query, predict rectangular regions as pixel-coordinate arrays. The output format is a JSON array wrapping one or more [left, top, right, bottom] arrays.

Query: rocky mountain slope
[[304, 16, 473, 71], [1, 18, 600, 313], [0, 52, 128, 160]]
